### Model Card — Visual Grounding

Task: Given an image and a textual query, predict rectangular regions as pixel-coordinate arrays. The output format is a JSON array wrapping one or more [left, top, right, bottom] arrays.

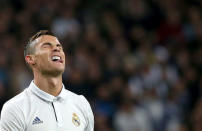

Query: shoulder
[[63, 89, 93, 116], [1, 89, 31, 118], [64, 89, 90, 106], [2, 89, 29, 110]]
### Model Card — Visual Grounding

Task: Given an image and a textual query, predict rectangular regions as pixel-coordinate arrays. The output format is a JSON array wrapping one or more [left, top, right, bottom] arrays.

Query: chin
[[53, 68, 65, 75], [41, 68, 65, 77]]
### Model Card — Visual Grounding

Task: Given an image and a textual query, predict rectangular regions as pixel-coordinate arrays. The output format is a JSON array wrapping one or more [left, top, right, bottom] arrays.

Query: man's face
[[31, 35, 65, 76]]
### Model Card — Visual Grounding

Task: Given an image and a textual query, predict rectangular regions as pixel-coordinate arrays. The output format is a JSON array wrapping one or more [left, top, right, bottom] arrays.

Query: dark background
[[0, 0, 201, 131]]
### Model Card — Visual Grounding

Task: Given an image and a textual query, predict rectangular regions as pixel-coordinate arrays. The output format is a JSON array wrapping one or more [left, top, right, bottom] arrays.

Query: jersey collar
[[29, 80, 67, 102]]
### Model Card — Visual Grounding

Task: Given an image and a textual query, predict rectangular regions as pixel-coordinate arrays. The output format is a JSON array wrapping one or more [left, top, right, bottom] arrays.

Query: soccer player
[[0, 30, 94, 131]]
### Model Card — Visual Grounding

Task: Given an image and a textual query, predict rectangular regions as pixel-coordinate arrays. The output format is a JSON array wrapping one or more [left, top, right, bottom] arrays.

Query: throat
[[47, 86, 62, 97], [34, 75, 63, 96]]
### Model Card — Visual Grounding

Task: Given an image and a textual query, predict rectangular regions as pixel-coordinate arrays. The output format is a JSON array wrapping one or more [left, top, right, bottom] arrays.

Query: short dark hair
[[24, 30, 54, 58]]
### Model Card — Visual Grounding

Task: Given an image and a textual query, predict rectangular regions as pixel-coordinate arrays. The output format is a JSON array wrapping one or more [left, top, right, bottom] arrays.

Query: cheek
[[36, 53, 50, 65], [63, 54, 65, 61], [62, 52, 66, 60]]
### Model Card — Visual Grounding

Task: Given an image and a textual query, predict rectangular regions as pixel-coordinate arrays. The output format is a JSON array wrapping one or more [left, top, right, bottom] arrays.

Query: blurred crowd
[[0, 0, 201, 131]]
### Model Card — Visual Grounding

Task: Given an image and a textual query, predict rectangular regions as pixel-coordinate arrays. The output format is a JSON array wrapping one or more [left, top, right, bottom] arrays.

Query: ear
[[25, 55, 36, 66]]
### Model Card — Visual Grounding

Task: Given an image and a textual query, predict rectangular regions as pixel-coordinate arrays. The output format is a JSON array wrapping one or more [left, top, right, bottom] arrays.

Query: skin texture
[[25, 35, 65, 96]]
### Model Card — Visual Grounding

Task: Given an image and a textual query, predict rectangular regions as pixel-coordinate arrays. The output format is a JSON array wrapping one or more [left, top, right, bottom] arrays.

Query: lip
[[51, 55, 64, 63]]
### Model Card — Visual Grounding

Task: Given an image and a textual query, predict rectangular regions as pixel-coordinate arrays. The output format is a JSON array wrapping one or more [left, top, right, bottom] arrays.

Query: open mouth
[[51, 56, 63, 63]]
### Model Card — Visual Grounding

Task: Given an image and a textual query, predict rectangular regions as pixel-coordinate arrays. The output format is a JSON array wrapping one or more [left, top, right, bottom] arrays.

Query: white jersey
[[0, 81, 94, 131]]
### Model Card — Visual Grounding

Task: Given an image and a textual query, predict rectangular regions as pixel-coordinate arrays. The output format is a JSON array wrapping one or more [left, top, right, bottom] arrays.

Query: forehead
[[34, 35, 60, 46]]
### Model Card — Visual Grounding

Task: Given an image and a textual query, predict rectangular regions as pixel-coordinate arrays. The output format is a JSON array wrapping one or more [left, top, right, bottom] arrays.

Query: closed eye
[[57, 44, 62, 48], [56, 44, 63, 49], [42, 42, 51, 48]]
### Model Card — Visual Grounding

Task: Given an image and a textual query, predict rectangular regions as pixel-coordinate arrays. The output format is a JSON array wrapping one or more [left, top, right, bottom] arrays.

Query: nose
[[53, 45, 60, 52]]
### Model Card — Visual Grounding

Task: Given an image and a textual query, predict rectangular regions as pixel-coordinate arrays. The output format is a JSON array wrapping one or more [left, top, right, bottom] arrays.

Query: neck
[[33, 71, 63, 96]]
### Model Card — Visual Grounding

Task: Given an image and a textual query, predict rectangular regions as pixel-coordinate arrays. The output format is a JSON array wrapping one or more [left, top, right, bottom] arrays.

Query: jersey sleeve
[[79, 95, 94, 131], [0, 102, 25, 131]]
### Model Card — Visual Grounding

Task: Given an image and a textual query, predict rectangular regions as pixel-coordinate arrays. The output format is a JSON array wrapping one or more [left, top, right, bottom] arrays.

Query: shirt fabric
[[0, 81, 94, 131]]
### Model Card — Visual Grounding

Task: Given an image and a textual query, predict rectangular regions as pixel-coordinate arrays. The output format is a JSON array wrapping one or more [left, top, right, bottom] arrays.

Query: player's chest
[[26, 102, 86, 131]]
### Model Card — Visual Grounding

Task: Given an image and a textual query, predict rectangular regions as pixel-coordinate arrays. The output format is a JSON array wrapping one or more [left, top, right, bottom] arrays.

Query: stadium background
[[0, 0, 201, 130]]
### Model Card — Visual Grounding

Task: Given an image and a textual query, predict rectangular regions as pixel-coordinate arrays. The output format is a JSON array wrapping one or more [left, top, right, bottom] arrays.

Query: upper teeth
[[52, 56, 60, 61]]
